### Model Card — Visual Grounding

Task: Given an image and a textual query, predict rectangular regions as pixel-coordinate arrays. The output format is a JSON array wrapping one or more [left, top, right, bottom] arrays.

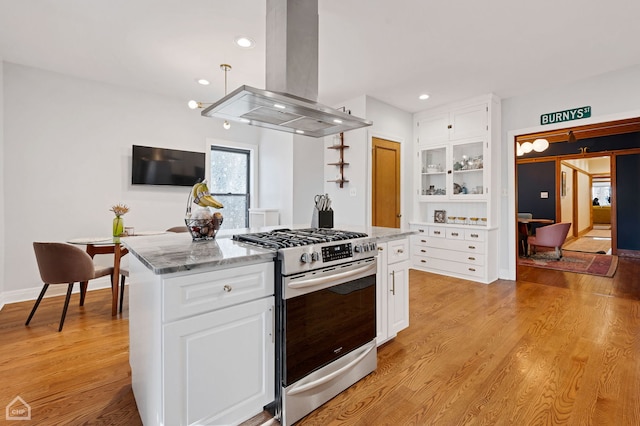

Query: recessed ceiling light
[[197, 79, 210, 86], [274, 103, 286, 109], [419, 94, 430, 100], [235, 36, 255, 48], [333, 119, 343, 124], [295, 130, 304, 134]]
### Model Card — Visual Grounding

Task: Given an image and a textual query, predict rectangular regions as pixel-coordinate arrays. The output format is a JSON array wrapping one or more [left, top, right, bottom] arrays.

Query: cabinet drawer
[[413, 226, 428, 235], [163, 262, 274, 322], [446, 229, 464, 240], [413, 236, 485, 254], [465, 229, 485, 242], [413, 247, 485, 265], [429, 227, 446, 238], [387, 238, 409, 263], [412, 255, 485, 278]]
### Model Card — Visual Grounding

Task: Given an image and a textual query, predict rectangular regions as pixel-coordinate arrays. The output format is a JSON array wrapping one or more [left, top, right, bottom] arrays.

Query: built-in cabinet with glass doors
[[411, 94, 501, 284]]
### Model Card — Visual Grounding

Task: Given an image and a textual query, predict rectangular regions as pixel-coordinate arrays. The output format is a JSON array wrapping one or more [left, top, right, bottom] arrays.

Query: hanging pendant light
[[532, 138, 549, 152], [220, 64, 232, 130], [187, 64, 233, 130]]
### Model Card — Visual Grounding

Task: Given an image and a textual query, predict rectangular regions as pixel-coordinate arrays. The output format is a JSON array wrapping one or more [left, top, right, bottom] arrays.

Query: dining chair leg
[[119, 275, 126, 313], [59, 283, 75, 332], [79, 281, 88, 306], [25, 283, 49, 326]]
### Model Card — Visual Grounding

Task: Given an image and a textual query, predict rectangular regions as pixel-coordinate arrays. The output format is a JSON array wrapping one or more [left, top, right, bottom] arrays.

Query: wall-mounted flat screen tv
[[131, 145, 205, 186]]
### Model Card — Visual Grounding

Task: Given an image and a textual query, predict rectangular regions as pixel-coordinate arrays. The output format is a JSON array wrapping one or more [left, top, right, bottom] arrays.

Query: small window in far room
[[209, 146, 251, 229]]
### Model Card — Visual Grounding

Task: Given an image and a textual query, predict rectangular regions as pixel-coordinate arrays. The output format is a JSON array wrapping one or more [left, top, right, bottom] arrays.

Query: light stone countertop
[[122, 225, 416, 276]]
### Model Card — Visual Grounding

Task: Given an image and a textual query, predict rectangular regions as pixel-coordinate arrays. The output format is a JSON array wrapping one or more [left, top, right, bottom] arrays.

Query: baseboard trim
[[0, 276, 114, 310]]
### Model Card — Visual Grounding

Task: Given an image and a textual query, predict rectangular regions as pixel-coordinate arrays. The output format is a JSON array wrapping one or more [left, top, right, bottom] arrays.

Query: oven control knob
[[354, 244, 363, 253], [300, 252, 312, 263], [311, 251, 320, 261], [369, 242, 377, 251]]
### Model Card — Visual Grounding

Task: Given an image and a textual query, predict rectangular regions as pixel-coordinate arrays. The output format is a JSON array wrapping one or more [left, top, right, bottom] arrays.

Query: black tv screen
[[131, 145, 205, 186]]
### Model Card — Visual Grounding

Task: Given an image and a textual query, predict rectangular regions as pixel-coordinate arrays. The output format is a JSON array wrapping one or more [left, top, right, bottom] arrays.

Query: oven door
[[282, 257, 376, 386]]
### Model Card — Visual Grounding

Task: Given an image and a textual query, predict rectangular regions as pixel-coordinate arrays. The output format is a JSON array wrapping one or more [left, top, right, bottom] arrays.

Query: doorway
[[372, 137, 401, 228], [560, 156, 613, 255]]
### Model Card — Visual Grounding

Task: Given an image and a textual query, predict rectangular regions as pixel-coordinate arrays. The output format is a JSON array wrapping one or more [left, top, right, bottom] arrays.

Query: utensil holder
[[311, 208, 333, 228]]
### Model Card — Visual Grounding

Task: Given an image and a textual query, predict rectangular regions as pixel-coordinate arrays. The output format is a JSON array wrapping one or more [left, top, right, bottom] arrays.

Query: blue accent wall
[[616, 153, 640, 251], [517, 161, 557, 228]]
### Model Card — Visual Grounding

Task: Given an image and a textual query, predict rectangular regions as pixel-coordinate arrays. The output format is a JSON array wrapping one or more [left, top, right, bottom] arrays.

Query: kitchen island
[[123, 226, 415, 426]]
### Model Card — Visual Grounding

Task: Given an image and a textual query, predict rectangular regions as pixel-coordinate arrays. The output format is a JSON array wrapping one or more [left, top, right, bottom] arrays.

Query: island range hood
[[201, 0, 372, 138]]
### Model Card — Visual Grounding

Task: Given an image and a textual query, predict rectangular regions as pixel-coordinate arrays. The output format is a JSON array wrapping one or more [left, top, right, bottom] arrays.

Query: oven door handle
[[287, 341, 376, 395], [287, 262, 376, 289]]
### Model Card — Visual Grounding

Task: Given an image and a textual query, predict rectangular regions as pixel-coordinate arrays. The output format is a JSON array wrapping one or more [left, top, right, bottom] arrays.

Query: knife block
[[311, 208, 333, 228]]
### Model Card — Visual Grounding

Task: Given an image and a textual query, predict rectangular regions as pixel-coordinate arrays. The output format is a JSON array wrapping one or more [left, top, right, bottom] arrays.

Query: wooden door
[[372, 137, 401, 228]]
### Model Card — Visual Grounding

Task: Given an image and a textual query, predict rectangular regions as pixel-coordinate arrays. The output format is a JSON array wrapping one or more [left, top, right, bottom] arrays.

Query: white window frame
[[206, 138, 259, 220]]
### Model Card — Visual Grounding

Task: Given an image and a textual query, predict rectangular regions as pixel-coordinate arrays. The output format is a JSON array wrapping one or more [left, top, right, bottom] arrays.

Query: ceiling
[[2, 0, 640, 114]]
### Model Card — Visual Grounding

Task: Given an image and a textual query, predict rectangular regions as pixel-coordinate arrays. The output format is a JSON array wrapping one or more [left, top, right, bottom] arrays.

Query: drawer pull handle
[[421, 249, 426, 253], [223, 285, 232, 292], [378, 247, 384, 251], [469, 268, 476, 272], [471, 234, 479, 238], [451, 232, 459, 236], [397, 249, 404, 254], [434, 231, 441, 235], [468, 257, 476, 261], [421, 239, 427, 243], [468, 246, 476, 250], [419, 229, 425, 233], [421, 259, 427, 263]]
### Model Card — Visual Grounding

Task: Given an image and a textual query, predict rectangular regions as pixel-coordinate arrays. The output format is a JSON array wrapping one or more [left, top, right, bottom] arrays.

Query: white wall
[[257, 131, 294, 226], [323, 95, 413, 227], [292, 134, 324, 225], [501, 64, 640, 279], [1, 62, 276, 302]]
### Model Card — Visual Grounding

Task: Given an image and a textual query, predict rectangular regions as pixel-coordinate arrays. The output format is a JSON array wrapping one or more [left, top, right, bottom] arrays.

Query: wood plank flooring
[[1, 257, 639, 425]]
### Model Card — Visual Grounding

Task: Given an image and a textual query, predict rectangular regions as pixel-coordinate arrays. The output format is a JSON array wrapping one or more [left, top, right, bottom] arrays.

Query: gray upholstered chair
[[527, 222, 572, 259], [28, 242, 114, 331]]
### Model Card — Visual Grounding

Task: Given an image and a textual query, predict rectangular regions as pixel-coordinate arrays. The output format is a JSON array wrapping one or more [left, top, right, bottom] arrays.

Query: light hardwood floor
[[1, 257, 639, 425]]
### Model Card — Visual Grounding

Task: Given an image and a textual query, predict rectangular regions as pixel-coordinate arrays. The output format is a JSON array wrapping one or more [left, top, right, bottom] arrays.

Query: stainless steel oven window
[[282, 269, 376, 386]]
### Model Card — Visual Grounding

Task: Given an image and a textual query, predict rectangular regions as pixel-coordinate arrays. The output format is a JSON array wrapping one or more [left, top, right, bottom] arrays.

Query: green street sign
[[541, 106, 591, 125]]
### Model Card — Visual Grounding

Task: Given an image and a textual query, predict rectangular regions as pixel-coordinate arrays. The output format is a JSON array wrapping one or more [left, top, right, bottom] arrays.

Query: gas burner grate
[[232, 228, 368, 249]]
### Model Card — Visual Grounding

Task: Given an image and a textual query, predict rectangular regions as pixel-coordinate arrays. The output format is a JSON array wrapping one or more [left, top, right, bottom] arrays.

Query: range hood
[[201, 0, 372, 138], [201, 85, 372, 138]]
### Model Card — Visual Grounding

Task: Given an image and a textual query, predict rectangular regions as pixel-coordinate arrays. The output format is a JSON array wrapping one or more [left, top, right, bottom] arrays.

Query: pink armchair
[[527, 222, 571, 259]]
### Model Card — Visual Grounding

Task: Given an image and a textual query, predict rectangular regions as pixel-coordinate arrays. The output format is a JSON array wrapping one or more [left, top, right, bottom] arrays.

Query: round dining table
[[67, 237, 129, 316]]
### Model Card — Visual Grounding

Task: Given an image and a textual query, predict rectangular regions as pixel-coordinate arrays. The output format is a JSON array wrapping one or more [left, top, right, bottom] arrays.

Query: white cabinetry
[[129, 259, 275, 426], [410, 224, 497, 284], [414, 94, 500, 228], [417, 103, 488, 145], [376, 238, 410, 346], [412, 94, 500, 285]]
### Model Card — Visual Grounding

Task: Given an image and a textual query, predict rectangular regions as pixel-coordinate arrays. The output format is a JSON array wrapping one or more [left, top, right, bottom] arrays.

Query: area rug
[[518, 251, 618, 277]]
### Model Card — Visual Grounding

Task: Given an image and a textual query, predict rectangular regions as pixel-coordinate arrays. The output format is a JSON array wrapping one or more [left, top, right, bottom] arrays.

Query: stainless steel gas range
[[233, 228, 378, 425]]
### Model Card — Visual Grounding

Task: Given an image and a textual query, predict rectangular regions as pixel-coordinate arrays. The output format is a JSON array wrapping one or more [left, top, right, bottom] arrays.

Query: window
[[210, 146, 251, 229]]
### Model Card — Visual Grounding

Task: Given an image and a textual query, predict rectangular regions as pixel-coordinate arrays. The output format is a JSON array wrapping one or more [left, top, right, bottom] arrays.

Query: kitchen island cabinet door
[[163, 296, 275, 426], [376, 240, 410, 346], [389, 260, 410, 335]]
